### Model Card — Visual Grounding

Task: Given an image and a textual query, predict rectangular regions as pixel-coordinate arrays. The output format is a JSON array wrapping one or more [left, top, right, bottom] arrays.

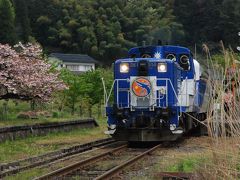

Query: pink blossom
[[0, 43, 67, 101]]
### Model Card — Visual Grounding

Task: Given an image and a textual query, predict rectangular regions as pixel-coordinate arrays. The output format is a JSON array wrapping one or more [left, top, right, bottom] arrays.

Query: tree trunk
[[97, 103, 101, 118], [79, 104, 83, 117], [58, 106, 63, 112], [3, 100, 8, 120], [88, 106, 92, 117], [71, 101, 75, 115], [58, 94, 65, 112], [30, 100, 36, 111]]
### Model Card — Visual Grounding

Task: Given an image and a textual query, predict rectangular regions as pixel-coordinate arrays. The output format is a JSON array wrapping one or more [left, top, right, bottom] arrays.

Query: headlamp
[[120, 63, 129, 73], [158, 63, 167, 72]]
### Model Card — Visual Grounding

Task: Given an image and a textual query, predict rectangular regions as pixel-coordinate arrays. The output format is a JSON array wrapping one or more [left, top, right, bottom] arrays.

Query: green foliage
[[52, 111, 60, 118], [13, 0, 31, 42], [174, 0, 240, 50], [55, 68, 113, 116], [0, 100, 29, 121], [212, 53, 240, 68], [24, 0, 184, 64], [212, 54, 226, 68], [42, 0, 239, 61], [167, 156, 207, 172], [60, 70, 81, 115], [1, 0, 239, 63], [0, 0, 16, 44]]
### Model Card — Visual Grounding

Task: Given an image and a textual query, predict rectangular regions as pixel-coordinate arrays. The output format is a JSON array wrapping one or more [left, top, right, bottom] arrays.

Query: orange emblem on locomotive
[[132, 78, 151, 97]]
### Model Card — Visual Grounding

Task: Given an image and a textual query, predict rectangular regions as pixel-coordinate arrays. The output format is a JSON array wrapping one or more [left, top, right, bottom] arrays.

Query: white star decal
[[154, 52, 161, 59]]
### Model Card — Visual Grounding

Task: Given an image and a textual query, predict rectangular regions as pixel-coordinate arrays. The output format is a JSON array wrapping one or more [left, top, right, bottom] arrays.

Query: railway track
[[35, 143, 163, 180], [0, 138, 115, 178]]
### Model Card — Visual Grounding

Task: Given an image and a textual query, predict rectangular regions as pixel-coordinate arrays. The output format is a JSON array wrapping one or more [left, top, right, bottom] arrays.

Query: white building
[[49, 53, 98, 73]]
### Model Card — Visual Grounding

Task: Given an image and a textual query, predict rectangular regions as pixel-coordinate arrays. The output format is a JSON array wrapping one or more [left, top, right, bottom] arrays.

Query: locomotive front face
[[114, 59, 177, 110], [105, 57, 182, 141], [105, 45, 195, 142], [114, 59, 172, 111]]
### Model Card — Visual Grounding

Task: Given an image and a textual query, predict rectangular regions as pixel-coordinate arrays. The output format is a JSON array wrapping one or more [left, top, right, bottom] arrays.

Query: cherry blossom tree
[[0, 43, 66, 101]]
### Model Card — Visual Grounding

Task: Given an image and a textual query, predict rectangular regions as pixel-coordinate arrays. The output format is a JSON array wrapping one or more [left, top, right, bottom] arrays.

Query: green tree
[[79, 70, 103, 117], [17, 0, 239, 62], [221, 0, 240, 48], [174, 0, 240, 50], [58, 68, 113, 117], [13, 0, 31, 42], [0, 0, 16, 44], [26, 0, 183, 64], [60, 70, 81, 115]]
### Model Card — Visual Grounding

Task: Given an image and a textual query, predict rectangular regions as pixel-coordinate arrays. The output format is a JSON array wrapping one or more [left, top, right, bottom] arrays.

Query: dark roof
[[49, 53, 98, 64]]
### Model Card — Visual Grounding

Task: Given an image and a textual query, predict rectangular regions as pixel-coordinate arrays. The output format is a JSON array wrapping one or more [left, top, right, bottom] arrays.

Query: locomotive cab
[[104, 45, 206, 142]]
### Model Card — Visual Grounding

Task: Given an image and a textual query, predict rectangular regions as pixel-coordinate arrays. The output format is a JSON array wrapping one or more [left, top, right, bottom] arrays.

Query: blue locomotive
[[104, 45, 209, 141]]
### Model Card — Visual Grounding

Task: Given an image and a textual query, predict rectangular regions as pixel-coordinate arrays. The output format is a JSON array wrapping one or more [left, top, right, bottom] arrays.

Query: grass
[[0, 116, 88, 127], [0, 99, 104, 127], [150, 149, 211, 173], [0, 117, 108, 163], [0, 97, 108, 163], [166, 155, 208, 172], [126, 141, 212, 180], [6, 169, 48, 180], [0, 100, 28, 124], [0, 100, 106, 127]]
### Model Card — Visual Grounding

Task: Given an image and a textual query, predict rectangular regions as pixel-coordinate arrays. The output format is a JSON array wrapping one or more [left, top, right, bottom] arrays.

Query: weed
[[167, 156, 207, 172], [201, 43, 240, 179]]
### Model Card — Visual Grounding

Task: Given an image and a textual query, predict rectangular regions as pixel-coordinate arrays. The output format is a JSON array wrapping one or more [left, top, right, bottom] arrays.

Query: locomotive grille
[[136, 97, 150, 107]]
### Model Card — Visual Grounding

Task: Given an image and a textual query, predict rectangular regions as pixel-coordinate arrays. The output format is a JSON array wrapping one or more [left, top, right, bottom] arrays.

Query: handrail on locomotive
[[102, 77, 185, 117]]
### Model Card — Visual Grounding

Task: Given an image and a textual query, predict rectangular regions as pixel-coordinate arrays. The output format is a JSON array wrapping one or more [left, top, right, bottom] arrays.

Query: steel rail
[[94, 144, 161, 180], [34, 144, 128, 180], [0, 138, 114, 178]]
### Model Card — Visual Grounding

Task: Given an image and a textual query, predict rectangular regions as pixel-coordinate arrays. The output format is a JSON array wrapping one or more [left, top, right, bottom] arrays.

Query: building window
[[66, 65, 79, 71], [65, 64, 94, 72], [84, 65, 92, 71]]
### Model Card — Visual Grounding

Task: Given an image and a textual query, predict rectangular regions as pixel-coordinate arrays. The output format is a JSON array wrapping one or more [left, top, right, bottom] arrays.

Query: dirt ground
[[121, 136, 212, 180]]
